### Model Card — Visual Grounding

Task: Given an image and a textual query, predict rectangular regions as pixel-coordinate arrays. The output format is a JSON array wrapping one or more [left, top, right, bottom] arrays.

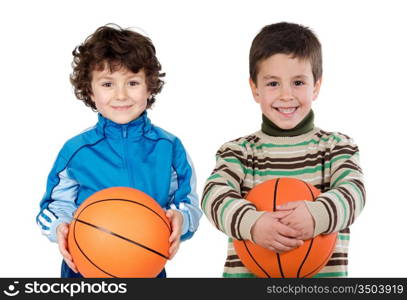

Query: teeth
[[277, 107, 297, 114]]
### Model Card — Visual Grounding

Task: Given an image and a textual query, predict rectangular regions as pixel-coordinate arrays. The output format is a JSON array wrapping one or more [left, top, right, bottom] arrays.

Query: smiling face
[[250, 54, 322, 130], [90, 64, 151, 124]]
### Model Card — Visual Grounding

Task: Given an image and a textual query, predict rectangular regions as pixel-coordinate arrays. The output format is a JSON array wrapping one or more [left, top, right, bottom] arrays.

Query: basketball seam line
[[274, 178, 285, 278], [296, 181, 317, 278], [74, 218, 170, 260], [72, 217, 116, 278], [72, 197, 169, 277], [242, 240, 271, 278], [77, 198, 171, 233]]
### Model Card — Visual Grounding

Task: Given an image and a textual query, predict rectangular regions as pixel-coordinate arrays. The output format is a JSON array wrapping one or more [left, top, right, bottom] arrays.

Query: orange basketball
[[233, 178, 337, 278], [67, 187, 171, 278]]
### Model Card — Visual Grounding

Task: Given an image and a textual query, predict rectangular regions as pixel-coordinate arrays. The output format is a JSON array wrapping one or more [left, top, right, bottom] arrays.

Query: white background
[[0, 0, 406, 277]]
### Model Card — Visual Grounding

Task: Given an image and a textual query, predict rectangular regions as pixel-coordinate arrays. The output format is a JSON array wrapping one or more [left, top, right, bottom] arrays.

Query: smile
[[111, 105, 133, 111], [273, 107, 298, 117]]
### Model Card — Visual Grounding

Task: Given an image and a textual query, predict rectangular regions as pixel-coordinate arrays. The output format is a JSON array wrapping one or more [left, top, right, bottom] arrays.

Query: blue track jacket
[[36, 112, 202, 243]]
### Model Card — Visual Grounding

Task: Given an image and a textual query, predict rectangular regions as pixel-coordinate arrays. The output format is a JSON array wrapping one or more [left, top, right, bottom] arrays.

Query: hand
[[277, 201, 315, 240], [166, 209, 184, 260], [56, 223, 78, 273], [251, 210, 303, 253]]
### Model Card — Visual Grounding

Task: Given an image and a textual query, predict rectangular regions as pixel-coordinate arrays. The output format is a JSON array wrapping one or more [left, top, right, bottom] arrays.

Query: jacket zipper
[[122, 125, 128, 138], [122, 125, 134, 187]]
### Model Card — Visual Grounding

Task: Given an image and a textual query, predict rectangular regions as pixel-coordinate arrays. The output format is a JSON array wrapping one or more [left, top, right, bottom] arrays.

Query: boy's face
[[250, 54, 321, 130], [90, 65, 151, 124]]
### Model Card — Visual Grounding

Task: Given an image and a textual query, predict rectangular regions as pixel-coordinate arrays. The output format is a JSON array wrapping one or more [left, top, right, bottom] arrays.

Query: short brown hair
[[70, 24, 165, 110], [249, 22, 322, 85]]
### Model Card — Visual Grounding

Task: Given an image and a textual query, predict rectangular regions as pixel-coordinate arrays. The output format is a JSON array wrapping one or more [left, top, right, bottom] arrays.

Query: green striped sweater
[[201, 127, 365, 278]]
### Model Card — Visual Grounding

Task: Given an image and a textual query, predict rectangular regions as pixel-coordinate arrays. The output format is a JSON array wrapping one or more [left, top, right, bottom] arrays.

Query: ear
[[249, 78, 260, 103], [312, 77, 322, 101]]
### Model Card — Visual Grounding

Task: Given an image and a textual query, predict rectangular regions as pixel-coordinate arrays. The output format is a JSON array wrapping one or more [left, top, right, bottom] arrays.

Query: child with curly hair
[[36, 24, 202, 278]]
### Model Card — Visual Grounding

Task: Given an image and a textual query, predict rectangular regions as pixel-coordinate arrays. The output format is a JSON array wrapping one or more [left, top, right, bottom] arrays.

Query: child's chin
[[109, 112, 141, 124]]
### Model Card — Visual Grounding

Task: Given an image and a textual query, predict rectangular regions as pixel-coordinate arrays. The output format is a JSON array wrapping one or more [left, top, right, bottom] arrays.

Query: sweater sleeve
[[168, 138, 202, 241], [201, 142, 265, 241], [36, 150, 79, 243], [305, 134, 366, 236]]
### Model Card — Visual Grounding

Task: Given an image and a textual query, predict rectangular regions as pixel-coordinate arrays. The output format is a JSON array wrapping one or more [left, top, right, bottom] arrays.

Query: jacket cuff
[[304, 200, 330, 237], [239, 209, 266, 242]]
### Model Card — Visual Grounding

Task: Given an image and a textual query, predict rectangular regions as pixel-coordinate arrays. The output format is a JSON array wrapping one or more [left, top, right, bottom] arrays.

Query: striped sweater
[[201, 127, 365, 278]]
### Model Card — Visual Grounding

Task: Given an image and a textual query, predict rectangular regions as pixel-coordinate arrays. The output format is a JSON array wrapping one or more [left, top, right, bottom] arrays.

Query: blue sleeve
[[36, 150, 79, 243], [168, 138, 202, 241]]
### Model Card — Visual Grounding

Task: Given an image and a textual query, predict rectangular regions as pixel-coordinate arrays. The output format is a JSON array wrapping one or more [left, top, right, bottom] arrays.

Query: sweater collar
[[261, 110, 314, 137], [96, 111, 151, 139]]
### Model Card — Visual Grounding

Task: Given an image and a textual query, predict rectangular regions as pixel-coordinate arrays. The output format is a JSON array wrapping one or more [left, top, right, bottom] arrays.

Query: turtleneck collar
[[261, 110, 314, 137], [96, 111, 151, 139]]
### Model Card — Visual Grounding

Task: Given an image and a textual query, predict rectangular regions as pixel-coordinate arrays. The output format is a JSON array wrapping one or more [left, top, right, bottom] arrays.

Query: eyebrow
[[95, 74, 143, 81], [262, 75, 280, 80], [95, 75, 113, 81], [262, 74, 309, 80]]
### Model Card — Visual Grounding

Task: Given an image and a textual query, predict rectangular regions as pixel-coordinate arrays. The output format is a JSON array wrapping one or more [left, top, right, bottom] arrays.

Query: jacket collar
[[96, 111, 151, 139]]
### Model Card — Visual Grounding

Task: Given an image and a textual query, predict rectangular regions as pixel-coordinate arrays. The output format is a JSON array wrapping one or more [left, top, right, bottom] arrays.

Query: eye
[[102, 82, 112, 87], [266, 81, 279, 87], [129, 81, 140, 86], [294, 80, 304, 86]]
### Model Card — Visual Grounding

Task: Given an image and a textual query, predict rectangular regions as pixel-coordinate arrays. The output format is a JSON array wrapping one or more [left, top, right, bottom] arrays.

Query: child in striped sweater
[[201, 22, 365, 278]]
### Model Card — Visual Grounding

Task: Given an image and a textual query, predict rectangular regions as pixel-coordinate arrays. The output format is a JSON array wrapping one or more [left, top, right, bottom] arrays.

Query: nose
[[115, 85, 128, 101], [280, 84, 293, 101]]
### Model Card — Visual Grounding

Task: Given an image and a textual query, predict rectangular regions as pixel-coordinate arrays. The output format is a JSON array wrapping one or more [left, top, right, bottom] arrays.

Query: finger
[[166, 209, 174, 220], [58, 223, 69, 237], [169, 245, 178, 259], [271, 210, 293, 219], [60, 241, 78, 273], [277, 222, 302, 238], [167, 210, 183, 243], [57, 224, 68, 240], [57, 224, 78, 273], [166, 210, 177, 228], [57, 233, 75, 264], [166, 210, 175, 227], [59, 245, 71, 261], [169, 230, 179, 243], [65, 259, 79, 273], [267, 246, 277, 253], [279, 215, 291, 225], [275, 234, 304, 248], [270, 240, 295, 253], [62, 224, 69, 235], [277, 201, 302, 211], [280, 215, 301, 228], [169, 222, 181, 244], [299, 229, 313, 240], [58, 239, 73, 262], [168, 239, 180, 260]]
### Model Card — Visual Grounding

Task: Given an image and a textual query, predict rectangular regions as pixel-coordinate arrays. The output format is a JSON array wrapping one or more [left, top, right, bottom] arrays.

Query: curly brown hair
[[250, 22, 322, 85], [70, 24, 165, 110]]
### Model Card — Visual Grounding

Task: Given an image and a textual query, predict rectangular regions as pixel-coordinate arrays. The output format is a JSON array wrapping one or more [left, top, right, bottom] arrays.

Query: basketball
[[67, 187, 171, 278], [233, 178, 337, 278]]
